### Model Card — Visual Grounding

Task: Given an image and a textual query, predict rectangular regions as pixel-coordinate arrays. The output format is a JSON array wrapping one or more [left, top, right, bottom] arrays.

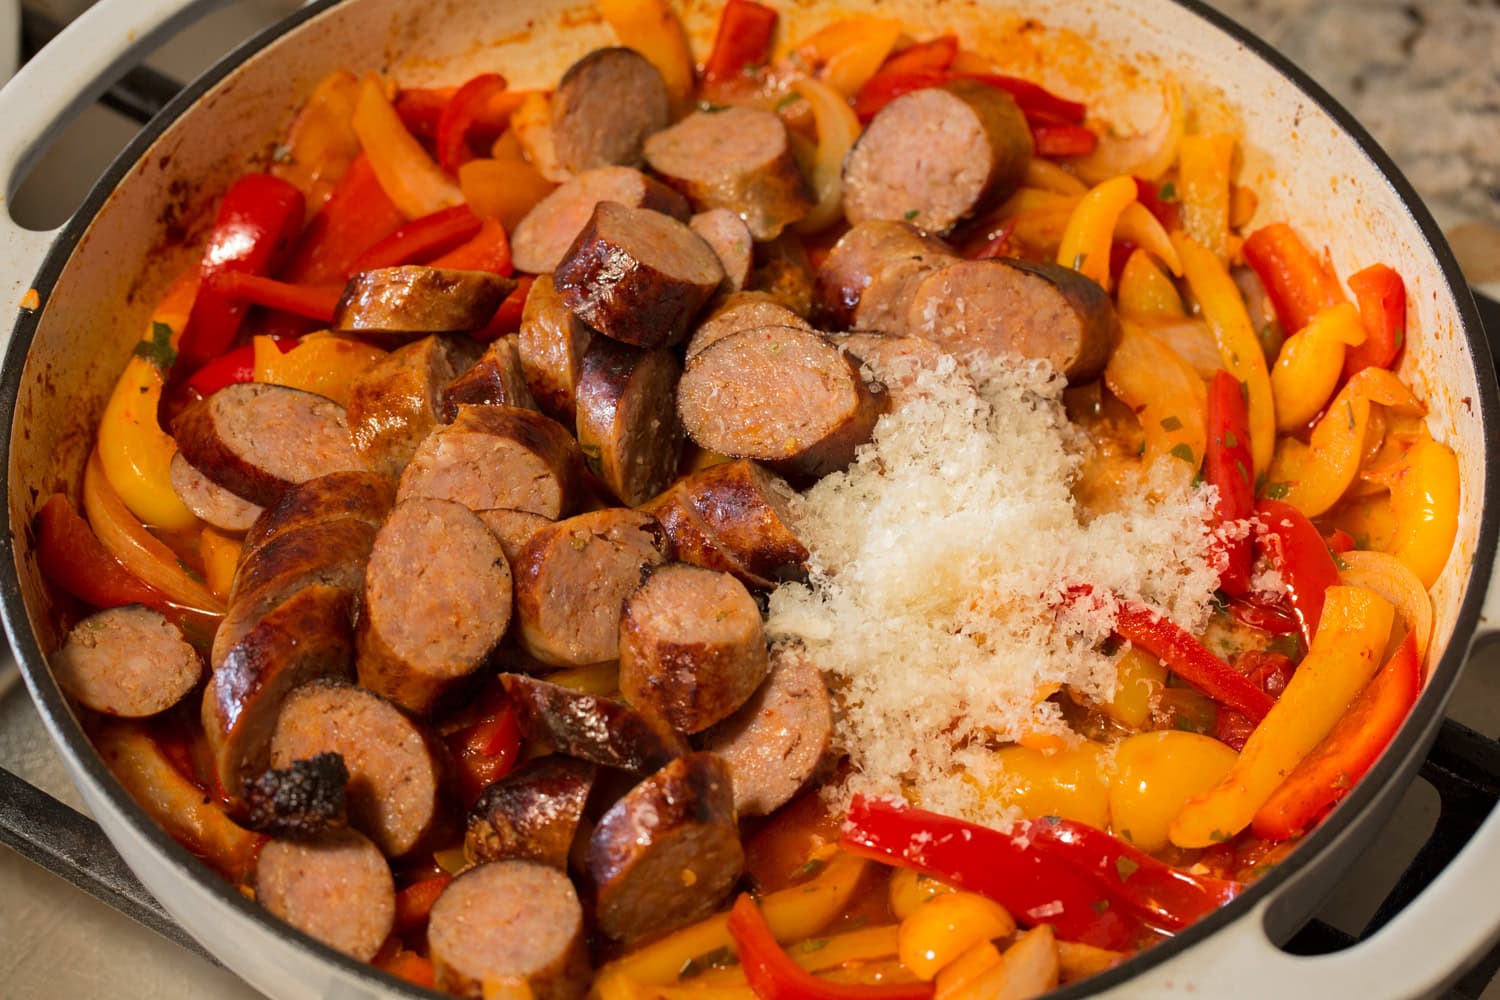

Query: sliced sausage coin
[[837, 331, 953, 407], [551, 48, 670, 175], [333, 267, 515, 339], [255, 828, 394, 961], [170, 452, 263, 532], [511, 167, 690, 276], [477, 507, 552, 565], [619, 563, 769, 733], [358, 498, 512, 715], [554, 201, 724, 349], [637, 479, 754, 583], [678, 459, 809, 585], [500, 674, 686, 773], [589, 752, 743, 942], [465, 756, 596, 868], [240, 471, 395, 564], [517, 274, 594, 424], [54, 606, 201, 718], [575, 336, 685, 506], [442, 334, 537, 420], [689, 209, 754, 292], [345, 334, 473, 478], [814, 220, 957, 331], [685, 291, 810, 360]]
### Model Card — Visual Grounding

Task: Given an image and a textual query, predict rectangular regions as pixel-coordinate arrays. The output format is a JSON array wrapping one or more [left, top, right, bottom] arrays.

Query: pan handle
[[0, 0, 231, 328]]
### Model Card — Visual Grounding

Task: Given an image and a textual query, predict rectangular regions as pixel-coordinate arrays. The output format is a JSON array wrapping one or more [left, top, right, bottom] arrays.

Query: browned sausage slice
[[517, 274, 594, 424], [333, 267, 515, 339], [551, 48, 670, 175], [686, 291, 810, 360], [244, 752, 349, 838], [442, 334, 537, 420], [512, 167, 690, 275], [271, 681, 445, 856], [698, 646, 832, 816], [204, 584, 357, 803], [679, 459, 809, 585], [500, 674, 686, 773], [465, 756, 596, 868], [843, 80, 1032, 232], [750, 232, 816, 317], [905, 258, 1120, 382], [255, 828, 394, 961], [358, 498, 512, 715], [477, 507, 552, 565], [229, 512, 377, 606], [511, 508, 670, 666], [690, 209, 754, 292], [172, 383, 363, 507], [170, 452, 263, 532], [814, 220, 957, 331], [644, 108, 813, 240], [575, 337, 685, 506], [589, 752, 743, 941], [397, 404, 582, 517], [345, 334, 474, 478], [54, 606, 201, 718], [837, 331, 952, 407], [637, 480, 753, 582], [429, 860, 590, 1000], [620, 564, 768, 734], [240, 471, 395, 564], [554, 201, 724, 349], [677, 326, 883, 480]]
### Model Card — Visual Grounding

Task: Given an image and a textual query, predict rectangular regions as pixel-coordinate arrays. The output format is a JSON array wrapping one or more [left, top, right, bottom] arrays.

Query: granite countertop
[[0, 2, 1497, 1000]]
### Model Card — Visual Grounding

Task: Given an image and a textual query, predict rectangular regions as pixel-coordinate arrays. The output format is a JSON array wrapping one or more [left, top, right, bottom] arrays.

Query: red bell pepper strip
[[1018, 816, 1240, 932], [1324, 528, 1356, 554], [963, 217, 1018, 261], [1204, 370, 1256, 594], [883, 35, 959, 76], [1342, 263, 1406, 378], [472, 274, 535, 341], [851, 38, 958, 120], [1251, 630, 1420, 840], [1227, 594, 1300, 636], [393, 86, 457, 140], [348, 204, 481, 275], [429, 218, 514, 275], [1133, 177, 1181, 232], [281, 154, 404, 284], [1214, 649, 1295, 752], [840, 796, 1139, 949], [1241, 223, 1344, 335], [852, 67, 1085, 127], [728, 892, 934, 1000], [1254, 499, 1341, 647], [703, 0, 779, 86], [964, 73, 1086, 123], [182, 343, 257, 398], [1030, 121, 1098, 158], [435, 73, 510, 175], [207, 272, 343, 323], [35, 494, 165, 610], [178, 174, 306, 371], [1113, 601, 1274, 722], [445, 700, 522, 806], [394, 874, 453, 933]]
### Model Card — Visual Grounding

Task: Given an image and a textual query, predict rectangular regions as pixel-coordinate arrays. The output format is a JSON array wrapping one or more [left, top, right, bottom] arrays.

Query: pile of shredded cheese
[[766, 354, 1222, 825]]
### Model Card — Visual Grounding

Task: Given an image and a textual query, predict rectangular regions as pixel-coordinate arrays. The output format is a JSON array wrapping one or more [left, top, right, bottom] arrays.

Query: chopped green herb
[[1345, 399, 1356, 430], [1191, 469, 1204, 489], [1268, 633, 1302, 660], [1234, 459, 1251, 485], [1223, 430, 1238, 448], [1120, 828, 1134, 843], [1333, 552, 1350, 571], [1394, 327, 1405, 351], [799, 938, 830, 954], [1041, 815, 1062, 827], [1264, 481, 1290, 500], [776, 92, 804, 112], [701, 102, 731, 113], [1169, 442, 1196, 464], [1160, 415, 1183, 432], [1072, 252, 1088, 272], [791, 856, 827, 881], [1136, 439, 1146, 458], [1158, 181, 1177, 201], [579, 442, 603, 476], [742, 60, 763, 77], [1240, 379, 1251, 406], [904, 209, 920, 221], [1114, 856, 1139, 882], [133, 321, 177, 372], [1209, 829, 1232, 843], [271, 144, 293, 164], [1354, 532, 1371, 550], [1091, 899, 1110, 915]]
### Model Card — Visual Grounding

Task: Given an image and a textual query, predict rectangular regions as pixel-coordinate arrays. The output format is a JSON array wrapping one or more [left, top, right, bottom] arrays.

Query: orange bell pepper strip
[[270, 69, 362, 215], [1252, 630, 1419, 841], [35, 494, 166, 610], [1174, 232, 1276, 475], [349, 204, 481, 274], [794, 17, 905, 97], [703, 0, 779, 86], [394, 874, 454, 934], [1175, 133, 1235, 260], [1383, 436, 1460, 588], [1169, 585, 1394, 848], [1267, 367, 1424, 518], [1241, 222, 1345, 336], [1270, 302, 1366, 431], [435, 73, 510, 175], [351, 73, 464, 219], [1057, 176, 1137, 290], [1343, 263, 1407, 378], [458, 131, 558, 234], [252, 333, 386, 408], [199, 527, 241, 604], [1116, 249, 1184, 322], [429, 218, 513, 275], [599, 0, 697, 114], [374, 947, 436, 990]]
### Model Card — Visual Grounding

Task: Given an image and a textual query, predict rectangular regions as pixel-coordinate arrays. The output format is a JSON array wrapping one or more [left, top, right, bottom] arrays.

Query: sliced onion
[[790, 76, 862, 234], [1338, 549, 1434, 662], [1144, 318, 1224, 379], [1068, 74, 1183, 184]]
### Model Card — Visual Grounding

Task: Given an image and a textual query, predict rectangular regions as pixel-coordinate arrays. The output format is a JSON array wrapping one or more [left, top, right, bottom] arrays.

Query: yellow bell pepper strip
[[351, 73, 463, 220], [1383, 436, 1460, 588], [793, 17, 905, 97], [199, 527, 242, 603], [1173, 232, 1276, 475], [899, 892, 1015, 981], [96, 269, 200, 531], [1100, 648, 1167, 729], [1116, 249, 1185, 323], [1270, 302, 1367, 431], [1251, 630, 1420, 841], [989, 742, 1111, 830], [1056, 176, 1137, 290], [269, 69, 362, 214], [458, 132, 557, 232], [81, 450, 224, 614], [1024, 158, 1088, 195], [599, 0, 696, 116], [1169, 585, 1395, 848], [605, 852, 870, 985], [1175, 133, 1235, 259], [1115, 201, 1182, 276], [1337, 550, 1432, 663], [1266, 367, 1424, 518], [791, 77, 862, 234], [1109, 731, 1238, 853], [1103, 321, 1206, 475], [253, 332, 386, 407]]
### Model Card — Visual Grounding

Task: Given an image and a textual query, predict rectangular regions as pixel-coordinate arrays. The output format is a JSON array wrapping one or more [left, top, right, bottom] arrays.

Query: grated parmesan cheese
[[766, 354, 1221, 825]]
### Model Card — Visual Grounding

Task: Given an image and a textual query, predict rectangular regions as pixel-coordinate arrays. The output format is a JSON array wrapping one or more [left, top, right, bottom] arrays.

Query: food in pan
[[37, 0, 1460, 995]]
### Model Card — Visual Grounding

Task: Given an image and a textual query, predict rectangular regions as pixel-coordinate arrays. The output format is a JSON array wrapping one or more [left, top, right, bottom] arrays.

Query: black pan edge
[[0, 0, 1495, 997]]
